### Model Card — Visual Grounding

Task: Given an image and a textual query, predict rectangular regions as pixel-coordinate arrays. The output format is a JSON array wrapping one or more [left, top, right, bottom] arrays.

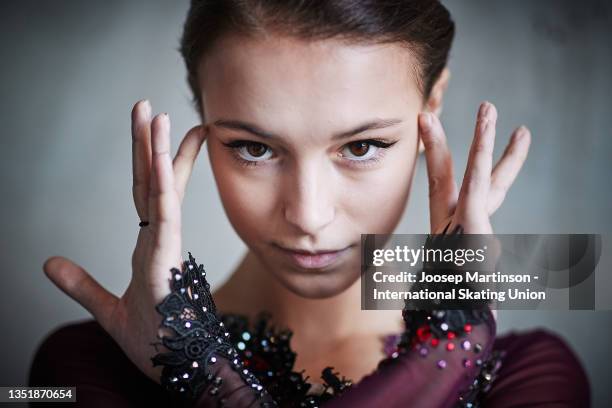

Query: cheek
[[208, 141, 277, 243], [342, 147, 417, 234]]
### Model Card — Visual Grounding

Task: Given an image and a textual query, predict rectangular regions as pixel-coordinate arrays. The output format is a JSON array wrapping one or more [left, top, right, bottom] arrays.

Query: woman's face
[[198, 33, 424, 299]]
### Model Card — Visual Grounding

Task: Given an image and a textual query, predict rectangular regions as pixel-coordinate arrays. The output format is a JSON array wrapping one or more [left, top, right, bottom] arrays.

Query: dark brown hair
[[180, 0, 455, 116]]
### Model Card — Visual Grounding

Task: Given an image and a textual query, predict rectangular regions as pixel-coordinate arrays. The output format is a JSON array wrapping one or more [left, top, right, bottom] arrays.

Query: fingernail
[[479, 102, 489, 118], [143, 100, 152, 118], [516, 125, 527, 139]]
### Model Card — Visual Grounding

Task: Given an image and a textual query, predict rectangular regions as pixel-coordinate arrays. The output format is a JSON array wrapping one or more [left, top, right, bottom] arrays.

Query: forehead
[[198, 33, 421, 133]]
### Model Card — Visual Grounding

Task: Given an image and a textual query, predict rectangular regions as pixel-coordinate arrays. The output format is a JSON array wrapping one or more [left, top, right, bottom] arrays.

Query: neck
[[213, 250, 403, 344]]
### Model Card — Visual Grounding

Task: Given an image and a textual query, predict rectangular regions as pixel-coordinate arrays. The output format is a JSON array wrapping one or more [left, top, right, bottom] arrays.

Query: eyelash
[[222, 140, 272, 167], [221, 139, 398, 168]]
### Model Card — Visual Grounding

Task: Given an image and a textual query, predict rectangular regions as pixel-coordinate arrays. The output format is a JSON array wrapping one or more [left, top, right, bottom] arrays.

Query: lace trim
[[218, 311, 353, 405], [151, 252, 276, 406], [151, 250, 503, 407]]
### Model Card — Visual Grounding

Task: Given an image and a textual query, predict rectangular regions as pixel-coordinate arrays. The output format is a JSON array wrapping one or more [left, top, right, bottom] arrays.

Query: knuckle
[[465, 176, 484, 193], [428, 175, 441, 192], [472, 141, 491, 155], [153, 149, 170, 157], [428, 176, 449, 197], [423, 135, 442, 150]]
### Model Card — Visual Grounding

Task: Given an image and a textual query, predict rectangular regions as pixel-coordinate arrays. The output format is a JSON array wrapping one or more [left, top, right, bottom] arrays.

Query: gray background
[[1, 0, 610, 406]]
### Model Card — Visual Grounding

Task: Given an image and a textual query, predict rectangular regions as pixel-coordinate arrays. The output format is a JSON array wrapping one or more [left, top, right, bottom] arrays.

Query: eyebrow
[[212, 118, 403, 141]]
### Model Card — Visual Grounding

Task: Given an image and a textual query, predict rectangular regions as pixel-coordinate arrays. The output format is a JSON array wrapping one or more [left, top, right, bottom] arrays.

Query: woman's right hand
[[43, 100, 207, 383]]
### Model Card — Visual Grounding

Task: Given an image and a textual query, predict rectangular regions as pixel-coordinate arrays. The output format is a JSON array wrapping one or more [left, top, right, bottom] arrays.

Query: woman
[[29, 0, 590, 407]]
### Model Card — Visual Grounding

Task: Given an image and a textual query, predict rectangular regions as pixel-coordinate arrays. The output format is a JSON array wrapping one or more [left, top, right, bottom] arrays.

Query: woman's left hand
[[418, 101, 531, 236]]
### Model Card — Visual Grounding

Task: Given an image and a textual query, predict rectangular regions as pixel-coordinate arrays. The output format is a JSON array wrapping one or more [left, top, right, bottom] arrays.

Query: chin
[[272, 264, 360, 299]]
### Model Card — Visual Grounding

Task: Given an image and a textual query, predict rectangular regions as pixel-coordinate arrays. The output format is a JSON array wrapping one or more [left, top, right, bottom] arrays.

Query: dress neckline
[[217, 311, 403, 395]]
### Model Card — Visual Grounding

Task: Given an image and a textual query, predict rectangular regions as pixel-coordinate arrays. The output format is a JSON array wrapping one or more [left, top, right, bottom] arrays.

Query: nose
[[282, 158, 336, 237]]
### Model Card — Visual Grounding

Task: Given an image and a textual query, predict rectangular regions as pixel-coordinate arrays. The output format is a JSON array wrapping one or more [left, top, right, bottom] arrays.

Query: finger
[[43, 256, 118, 333], [149, 113, 181, 252], [488, 126, 531, 214], [456, 101, 497, 217], [419, 112, 459, 232], [131, 100, 153, 221], [173, 125, 206, 203]]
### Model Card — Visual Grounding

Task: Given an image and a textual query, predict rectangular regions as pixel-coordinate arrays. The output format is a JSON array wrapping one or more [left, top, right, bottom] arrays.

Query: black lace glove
[[151, 252, 277, 407]]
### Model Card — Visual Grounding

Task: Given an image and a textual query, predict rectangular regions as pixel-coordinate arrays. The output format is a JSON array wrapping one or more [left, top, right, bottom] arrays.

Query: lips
[[273, 244, 353, 269]]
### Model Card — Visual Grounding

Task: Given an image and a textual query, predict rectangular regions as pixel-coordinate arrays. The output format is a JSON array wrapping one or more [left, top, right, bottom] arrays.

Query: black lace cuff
[[151, 252, 277, 407], [396, 227, 504, 407]]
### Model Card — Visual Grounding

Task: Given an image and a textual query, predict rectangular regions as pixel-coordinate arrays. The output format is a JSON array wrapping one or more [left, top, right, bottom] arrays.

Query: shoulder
[[483, 328, 590, 407]]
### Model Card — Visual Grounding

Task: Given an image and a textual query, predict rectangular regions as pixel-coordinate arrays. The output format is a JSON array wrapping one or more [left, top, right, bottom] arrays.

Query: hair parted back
[[179, 0, 455, 117]]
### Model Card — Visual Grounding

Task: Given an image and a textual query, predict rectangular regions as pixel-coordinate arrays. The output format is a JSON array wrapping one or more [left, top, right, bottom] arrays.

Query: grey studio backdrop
[[1, 1, 611, 406]]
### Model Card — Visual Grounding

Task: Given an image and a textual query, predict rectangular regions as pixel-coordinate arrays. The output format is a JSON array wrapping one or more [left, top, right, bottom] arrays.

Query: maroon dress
[[29, 315, 590, 407]]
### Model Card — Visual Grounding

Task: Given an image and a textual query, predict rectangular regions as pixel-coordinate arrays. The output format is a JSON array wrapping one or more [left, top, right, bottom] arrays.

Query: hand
[[419, 102, 530, 321], [42, 100, 207, 382], [418, 101, 531, 235]]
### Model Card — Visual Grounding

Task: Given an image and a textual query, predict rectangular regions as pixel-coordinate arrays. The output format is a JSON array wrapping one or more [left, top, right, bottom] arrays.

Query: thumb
[[43, 256, 118, 333]]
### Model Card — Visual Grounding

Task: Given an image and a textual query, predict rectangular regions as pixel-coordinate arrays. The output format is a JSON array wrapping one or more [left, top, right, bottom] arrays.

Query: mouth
[[272, 243, 354, 270]]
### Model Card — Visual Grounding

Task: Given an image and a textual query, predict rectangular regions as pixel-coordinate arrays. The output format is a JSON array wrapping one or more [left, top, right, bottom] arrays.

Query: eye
[[340, 139, 396, 161], [223, 140, 274, 162]]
